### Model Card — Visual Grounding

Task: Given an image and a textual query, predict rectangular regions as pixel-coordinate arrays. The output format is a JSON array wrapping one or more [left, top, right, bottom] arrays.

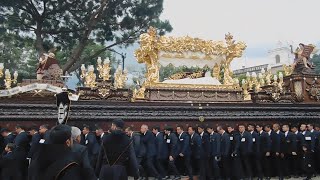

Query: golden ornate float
[[134, 27, 247, 100]]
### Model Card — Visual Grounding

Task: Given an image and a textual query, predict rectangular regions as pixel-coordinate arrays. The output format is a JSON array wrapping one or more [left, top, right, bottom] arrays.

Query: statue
[[36, 48, 62, 80], [290, 43, 316, 74]]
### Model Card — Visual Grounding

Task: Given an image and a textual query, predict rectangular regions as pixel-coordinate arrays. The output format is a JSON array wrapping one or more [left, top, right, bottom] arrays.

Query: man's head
[[28, 126, 38, 136], [125, 126, 133, 136], [95, 125, 104, 137], [264, 125, 271, 132], [176, 125, 184, 135], [273, 123, 280, 131], [282, 124, 289, 132], [248, 124, 255, 132], [152, 126, 160, 135], [71, 126, 82, 144], [5, 143, 15, 153], [50, 125, 73, 147], [164, 126, 173, 135], [238, 124, 246, 133], [206, 126, 214, 134], [188, 126, 196, 135], [307, 124, 314, 131], [315, 124, 320, 131], [39, 124, 49, 135], [291, 125, 298, 133], [256, 124, 263, 132], [140, 124, 148, 134], [15, 125, 25, 134], [82, 125, 91, 135], [111, 119, 125, 131], [197, 125, 205, 134], [300, 123, 307, 132], [217, 125, 225, 134], [0, 128, 10, 137], [227, 125, 234, 133]]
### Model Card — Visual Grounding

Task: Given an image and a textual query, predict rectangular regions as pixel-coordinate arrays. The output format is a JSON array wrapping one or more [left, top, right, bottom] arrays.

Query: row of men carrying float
[[1, 122, 319, 180]]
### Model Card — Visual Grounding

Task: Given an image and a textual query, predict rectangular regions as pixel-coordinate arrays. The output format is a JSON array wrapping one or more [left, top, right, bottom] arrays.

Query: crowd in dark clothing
[[0, 121, 319, 180]]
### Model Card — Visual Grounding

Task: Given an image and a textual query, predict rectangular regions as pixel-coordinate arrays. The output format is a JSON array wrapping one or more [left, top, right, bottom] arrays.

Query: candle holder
[[96, 57, 111, 81], [0, 63, 4, 78], [4, 69, 18, 89], [80, 64, 97, 89], [114, 66, 128, 89]]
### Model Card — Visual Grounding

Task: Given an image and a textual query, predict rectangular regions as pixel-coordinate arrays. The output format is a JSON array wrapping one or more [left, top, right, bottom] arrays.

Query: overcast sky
[[159, 0, 320, 69]]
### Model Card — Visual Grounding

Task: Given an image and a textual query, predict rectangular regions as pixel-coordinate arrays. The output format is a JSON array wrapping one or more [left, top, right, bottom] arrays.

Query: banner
[[0, 83, 79, 101]]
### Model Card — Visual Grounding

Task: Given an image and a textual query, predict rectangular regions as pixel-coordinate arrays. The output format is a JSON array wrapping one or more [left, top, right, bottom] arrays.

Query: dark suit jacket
[[220, 132, 231, 157], [282, 131, 297, 154], [0, 151, 22, 179], [302, 131, 315, 152], [269, 131, 280, 153], [210, 132, 221, 157], [230, 131, 241, 155], [14, 131, 30, 159], [239, 131, 253, 156], [84, 133, 100, 156], [295, 132, 305, 154], [251, 131, 260, 156], [130, 132, 144, 158], [72, 143, 97, 180], [42, 130, 51, 144], [155, 132, 168, 159], [166, 133, 179, 158], [28, 133, 42, 158], [95, 130, 139, 178], [177, 132, 191, 156], [141, 130, 157, 158], [200, 132, 210, 158], [28, 144, 84, 180], [190, 133, 202, 159], [4, 133, 16, 146], [259, 131, 271, 154]]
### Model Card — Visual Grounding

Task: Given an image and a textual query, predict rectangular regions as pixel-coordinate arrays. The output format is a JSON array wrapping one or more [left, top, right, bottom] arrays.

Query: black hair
[[50, 125, 72, 144], [29, 126, 38, 131], [15, 124, 26, 130], [40, 124, 49, 130], [176, 125, 184, 131], [152, 126, 160, 132], [188, 126, 196, 131], [164, 126, 173, 132], [6, 143, 16, 151]]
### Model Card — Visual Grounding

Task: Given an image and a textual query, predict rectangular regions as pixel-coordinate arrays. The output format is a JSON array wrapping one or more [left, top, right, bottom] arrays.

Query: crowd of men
[[0, 121, 319, 180]]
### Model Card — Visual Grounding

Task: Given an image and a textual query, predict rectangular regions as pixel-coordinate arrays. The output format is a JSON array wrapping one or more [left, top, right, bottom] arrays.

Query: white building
[[233, 42, 294, 76]]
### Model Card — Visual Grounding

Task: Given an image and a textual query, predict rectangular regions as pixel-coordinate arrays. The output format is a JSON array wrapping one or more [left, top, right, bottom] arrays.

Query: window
[[275, 55, 281, 64]]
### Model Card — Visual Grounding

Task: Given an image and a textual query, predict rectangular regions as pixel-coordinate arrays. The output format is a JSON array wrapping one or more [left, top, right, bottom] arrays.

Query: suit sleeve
[[204, 135, 210, 157], [247, 133, 253, 153], [216, 134, 221, 156], [95, 144, 104, 176], [223, 135, 230, 156], [181, 134, 190, 155]]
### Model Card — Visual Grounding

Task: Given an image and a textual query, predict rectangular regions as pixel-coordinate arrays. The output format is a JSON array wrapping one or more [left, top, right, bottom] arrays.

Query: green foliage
[[159, 64, 210, 81], [0, 0, 172, 72], [311, 54, 320, 74], [0, 33, 38, 79]]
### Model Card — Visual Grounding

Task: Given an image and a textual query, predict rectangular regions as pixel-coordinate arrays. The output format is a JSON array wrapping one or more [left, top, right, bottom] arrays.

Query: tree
[[311, 53, 320, 74], [0, 0, 172, 73], [0, 32, 38, 80]]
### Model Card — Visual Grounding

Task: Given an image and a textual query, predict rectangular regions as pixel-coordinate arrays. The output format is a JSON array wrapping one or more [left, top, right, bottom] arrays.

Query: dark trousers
[[221, 156, 231, 179], [199, 157, 208, 180], [292, 154, 302, 176], [168, 159, 180, 177], [212, 156, 221, 179], [178, 156, 192, 179], [231, 156, 243, 179], [241, 154, 253, 178], [273, 154, 283, 178], [142, 156, 160, 178], [251, 154, 263, 178], [263, 155, 272, 178], [155, 158, 167, 178]]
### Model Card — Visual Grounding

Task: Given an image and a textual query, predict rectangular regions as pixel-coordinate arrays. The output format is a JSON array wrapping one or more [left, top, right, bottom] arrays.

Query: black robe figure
[[56, 90, 71, 124]]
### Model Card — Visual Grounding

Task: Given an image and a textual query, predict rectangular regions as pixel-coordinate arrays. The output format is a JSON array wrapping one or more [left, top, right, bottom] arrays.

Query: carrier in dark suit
[[219, 131, 231, 179], [154, 131, 168, 178], [83, 132, 100, 168], [165, 127, 180, 179], [239, 131, 253, 179], [177, 131, 192, 179]]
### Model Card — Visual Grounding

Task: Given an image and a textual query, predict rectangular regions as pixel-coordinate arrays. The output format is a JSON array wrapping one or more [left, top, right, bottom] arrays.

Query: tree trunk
[[35, 22, 45, 56], [62, 0, 108, 73]]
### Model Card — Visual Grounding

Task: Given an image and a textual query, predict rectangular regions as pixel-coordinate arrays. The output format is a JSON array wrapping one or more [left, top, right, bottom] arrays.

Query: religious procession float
[[0, 27, 319, 130]]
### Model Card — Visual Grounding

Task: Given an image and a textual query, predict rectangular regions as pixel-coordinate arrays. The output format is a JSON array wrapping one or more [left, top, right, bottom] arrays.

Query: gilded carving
[[134, 27, 246, 99]]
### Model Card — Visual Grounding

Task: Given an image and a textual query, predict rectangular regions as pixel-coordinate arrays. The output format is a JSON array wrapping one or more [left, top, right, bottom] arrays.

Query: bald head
[[140, 124, 148, 134]]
